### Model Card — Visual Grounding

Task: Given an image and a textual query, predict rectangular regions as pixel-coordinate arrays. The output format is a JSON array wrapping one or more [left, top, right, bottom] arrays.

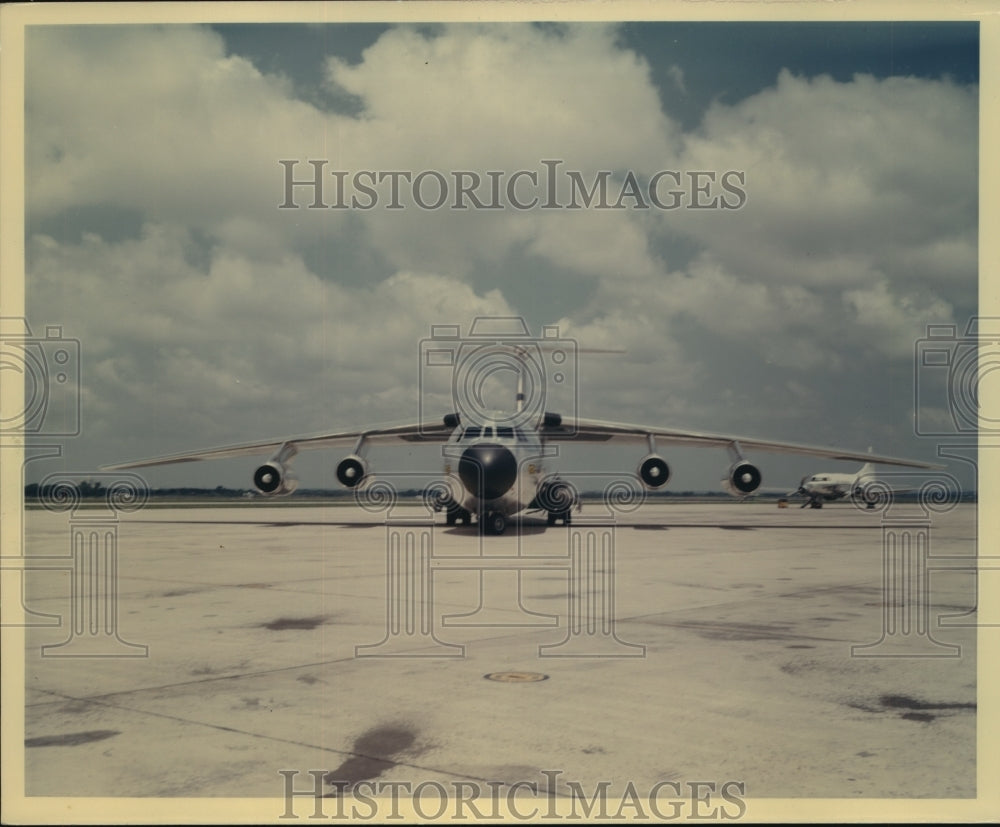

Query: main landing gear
[[546, 510, 572, 526], [446, 506, 506, 534], [445, 507, 473, 526]]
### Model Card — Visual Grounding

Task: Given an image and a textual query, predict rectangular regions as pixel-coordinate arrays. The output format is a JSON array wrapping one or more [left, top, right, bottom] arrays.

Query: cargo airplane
[[103, 329, 942, 535]]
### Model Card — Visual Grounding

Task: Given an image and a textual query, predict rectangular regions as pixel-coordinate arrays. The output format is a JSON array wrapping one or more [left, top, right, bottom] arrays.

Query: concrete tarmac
[[20, 501, 978, 810]]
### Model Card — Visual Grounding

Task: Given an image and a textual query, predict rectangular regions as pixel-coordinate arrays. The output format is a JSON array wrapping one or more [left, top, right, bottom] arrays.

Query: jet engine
[[637, 454, 671, 489], [253, 461, 298, 496], [722, 461, 762, 496], [335, 454, 369, 488]]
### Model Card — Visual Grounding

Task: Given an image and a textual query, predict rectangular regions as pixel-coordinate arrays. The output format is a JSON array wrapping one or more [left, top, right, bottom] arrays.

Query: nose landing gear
[[479, 511, 508, 535], [546, 510, 572, 526]]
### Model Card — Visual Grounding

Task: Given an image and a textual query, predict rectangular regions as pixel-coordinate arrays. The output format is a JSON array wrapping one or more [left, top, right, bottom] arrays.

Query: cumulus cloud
[[320, 23, 680, 279], [27, 26, 326, 236], [606, 68, 977, 368], [27, 225, 514, 454], [22, 22, 975, 484], [326, 24, 678, 169], [667, 65, 687, 95], [676, 71, 976, 284], [27, 23, 683, 283]]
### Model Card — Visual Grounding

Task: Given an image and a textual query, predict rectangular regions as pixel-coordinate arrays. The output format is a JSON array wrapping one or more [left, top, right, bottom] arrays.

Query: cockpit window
[[464, 426, 482, 439], [496, 427, 514, 439]]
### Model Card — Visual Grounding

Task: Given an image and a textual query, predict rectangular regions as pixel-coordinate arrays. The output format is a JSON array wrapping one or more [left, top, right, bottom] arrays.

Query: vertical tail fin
[[858, 446, 874, 478]]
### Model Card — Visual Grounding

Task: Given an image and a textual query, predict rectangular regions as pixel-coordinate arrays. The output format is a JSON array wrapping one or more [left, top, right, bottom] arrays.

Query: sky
[[19, 17, 980, 493]]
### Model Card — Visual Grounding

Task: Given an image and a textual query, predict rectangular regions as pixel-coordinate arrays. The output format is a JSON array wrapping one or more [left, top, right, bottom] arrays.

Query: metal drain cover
[[484, 671, 549, 683]]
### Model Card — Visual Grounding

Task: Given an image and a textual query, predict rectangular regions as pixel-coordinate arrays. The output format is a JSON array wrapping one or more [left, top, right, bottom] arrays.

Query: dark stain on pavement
[[879, 695, 976, 722], [260, 616, 328, 630], [900, 712, 937, 723], [324, 724, 418, 794], [880, 694, 975, 713], [26, 730, 119, 748], [649, 619, 832, 642], [848, 693, 975, 723]]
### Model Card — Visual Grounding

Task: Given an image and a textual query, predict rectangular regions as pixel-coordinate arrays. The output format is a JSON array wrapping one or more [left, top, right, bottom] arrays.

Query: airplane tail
[[857, 446, 875, 479]]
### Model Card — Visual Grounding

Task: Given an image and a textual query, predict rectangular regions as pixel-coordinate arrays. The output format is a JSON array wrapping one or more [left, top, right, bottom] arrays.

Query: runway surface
[[19, 501, 978, 809]]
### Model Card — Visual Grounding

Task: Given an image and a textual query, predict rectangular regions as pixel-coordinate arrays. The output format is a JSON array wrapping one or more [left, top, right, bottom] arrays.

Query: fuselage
[[801, 471, 859, 502], [799, 461, 874, 503], [442, 420, 547, 517]]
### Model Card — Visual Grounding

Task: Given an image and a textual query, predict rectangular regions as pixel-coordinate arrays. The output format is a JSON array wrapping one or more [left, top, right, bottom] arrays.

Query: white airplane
[[103, 397, 941, 535], [789, 458, 898, 509], [789, 463, 876, 509]]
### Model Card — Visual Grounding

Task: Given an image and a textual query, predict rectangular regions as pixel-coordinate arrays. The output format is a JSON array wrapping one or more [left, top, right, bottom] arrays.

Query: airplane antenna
[[514, 345, 526, 413], [509, 338, 624, 417]]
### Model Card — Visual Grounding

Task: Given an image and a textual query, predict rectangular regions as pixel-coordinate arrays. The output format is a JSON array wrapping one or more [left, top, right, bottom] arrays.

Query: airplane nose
[[458, 443, 518, 501]]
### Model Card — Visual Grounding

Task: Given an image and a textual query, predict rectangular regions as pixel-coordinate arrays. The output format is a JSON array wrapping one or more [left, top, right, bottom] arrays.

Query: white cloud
[[667, 65, 686, 95], [321, 23, 680, 279], [27, 225, 515, 453], [27, 23, 680, 284], [27, 26, 327, 237], [22, 24, 974, 485], [843, 277, 953, 357], [676, 70, 976, 280], [327, 24, 677, 170], [657, 69, 975, 362]]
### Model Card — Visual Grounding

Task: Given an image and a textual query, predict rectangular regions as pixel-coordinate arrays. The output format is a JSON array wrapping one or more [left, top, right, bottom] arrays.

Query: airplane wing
[[538, 416, 943, 468], [100, 420, 452, 471], [102, 415, 943, 473], [854, 475, 921, 494]]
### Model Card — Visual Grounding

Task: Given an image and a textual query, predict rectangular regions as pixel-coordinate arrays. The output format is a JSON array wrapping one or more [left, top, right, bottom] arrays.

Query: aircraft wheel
[[810, 501, 823, 509], [547, 511, 557, 526], [447, 508, 472, 526], [486, 512, 507, 536], [561, 510, 572, 526]]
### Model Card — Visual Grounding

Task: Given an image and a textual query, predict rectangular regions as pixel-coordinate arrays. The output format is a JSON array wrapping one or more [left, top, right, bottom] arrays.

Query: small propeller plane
[[788, 462, 875, 508], [102, 321, 943, 535], [789, 458, 888, 509]]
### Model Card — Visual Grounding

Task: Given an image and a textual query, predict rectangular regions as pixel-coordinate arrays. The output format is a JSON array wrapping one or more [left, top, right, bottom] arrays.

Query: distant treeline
[[24, 481, 254, 499], [23, 482, 978, 503]]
